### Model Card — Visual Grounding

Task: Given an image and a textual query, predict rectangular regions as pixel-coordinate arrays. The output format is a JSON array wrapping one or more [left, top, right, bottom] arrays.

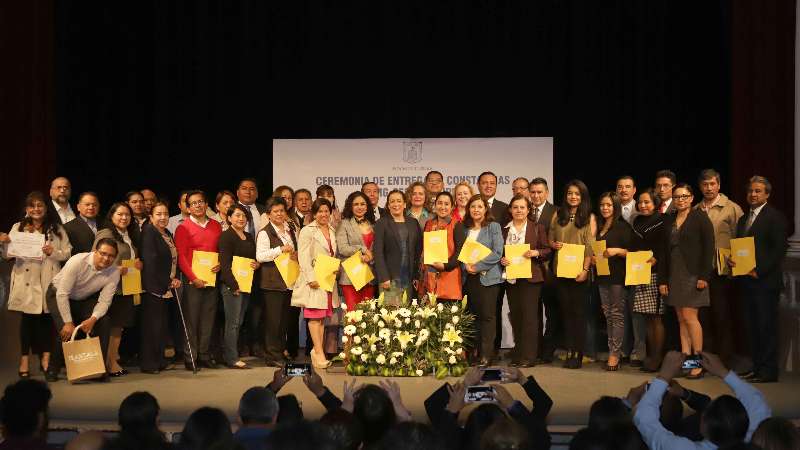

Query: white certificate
[[6, 230, 45, 259]]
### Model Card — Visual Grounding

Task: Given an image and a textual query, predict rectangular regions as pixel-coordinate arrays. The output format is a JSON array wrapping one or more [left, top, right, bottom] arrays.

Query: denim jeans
[[220, 285, 249, 366]]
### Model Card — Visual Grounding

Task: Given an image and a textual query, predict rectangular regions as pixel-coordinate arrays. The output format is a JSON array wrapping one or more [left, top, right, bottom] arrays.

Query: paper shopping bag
[[63, 325, 106, 383]]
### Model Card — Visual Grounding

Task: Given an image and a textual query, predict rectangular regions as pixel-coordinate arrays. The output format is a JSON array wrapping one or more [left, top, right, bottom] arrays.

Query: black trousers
[[182, 284, 218, 362], [286, 306, 301, 356], [556, 278, 589, 353], [45, 285, 110, 373], [702, 274, 744, 364], [740, 277, 780, 379], [494, 284, 506, 350], [139, 293, 168, 371], [464, 274, 501, 359], [245, 293, 265, 350], [263, 289, 292, 362], [506, 281, 542, 362], [19, 312, 54, 355], [539, 278, 561, 357]]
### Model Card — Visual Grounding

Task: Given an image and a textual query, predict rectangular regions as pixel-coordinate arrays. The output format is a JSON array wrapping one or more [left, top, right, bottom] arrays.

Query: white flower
[[412, 299, 418, 306], [445, 323, 455, 330], [404, 317, 411, 324], [339, 352, 346, 359], [370, 301, 376, 310], [370, 344, 377, 352], [373, 315, 381, 323], [452, 316, 460, 324], [398, 308, 411, 318], [378, 320, 385, 328], [437, 303, 444, 312], [361, 353, 369, 362], [451, 305, 459, 313], [392, 352, 404, 358], [380, 308, 388, 316], [414, 320, 421, 328], [350, 346, 363, 355], [361, 322, 367, 329], [390, 357, 398, 365], [342, 335, 349, 343], [416, 369, 424, 376], [376, 354, 386, 365], [394, 319, 402, 328], [345, 309, 363, 323], [455, 348, 463, 355], [340, 303, 348, 311], [444, 347, 455, 355], [353, 336, 362, 344], [344, 325, 357, 336], [449, 355, 457, 364], [379, 328, 391, 340]]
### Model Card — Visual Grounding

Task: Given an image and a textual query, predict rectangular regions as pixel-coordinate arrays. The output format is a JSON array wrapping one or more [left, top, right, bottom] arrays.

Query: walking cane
[[171, 287, 198, 374]]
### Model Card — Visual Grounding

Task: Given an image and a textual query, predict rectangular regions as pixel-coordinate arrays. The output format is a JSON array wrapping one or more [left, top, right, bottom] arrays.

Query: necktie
[[533, 207, 540, 223], [745, 210, 756, 232], [660, 203, 667, 214], [247, 207, 255, 236]]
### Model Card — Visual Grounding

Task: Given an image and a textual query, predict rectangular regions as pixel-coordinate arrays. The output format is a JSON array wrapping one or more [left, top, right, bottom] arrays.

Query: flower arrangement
[[340, 292, 475, 379]]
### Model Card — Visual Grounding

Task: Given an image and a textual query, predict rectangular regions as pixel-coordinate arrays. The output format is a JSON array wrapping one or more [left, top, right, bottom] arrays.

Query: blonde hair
[[452, 181, 475, 198]]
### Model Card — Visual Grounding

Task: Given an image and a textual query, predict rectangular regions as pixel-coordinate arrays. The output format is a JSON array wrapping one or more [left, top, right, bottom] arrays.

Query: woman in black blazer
[[373, 189, 423, 302], [139, 202, 182, 374], [658, 183, 715, 378]]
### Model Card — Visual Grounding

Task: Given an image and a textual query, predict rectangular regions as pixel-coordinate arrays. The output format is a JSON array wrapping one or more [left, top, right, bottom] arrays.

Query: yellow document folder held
[[591, 240, 610, 276], [556, 243, 585, 278], [120, 259, 142, 295], [730, 237, 756, 276], [458, 240, 492, 265], [625, 251, 653, 286], [314, 254, 341, 292], [191, 251, 219, 287], [717, 248, 731, 276], [424, 230, 449, 265], [232, 256, 255, 293], [504, 244, 532, 280], [275, 252, 300, 287], [342, 251, 375, 291]]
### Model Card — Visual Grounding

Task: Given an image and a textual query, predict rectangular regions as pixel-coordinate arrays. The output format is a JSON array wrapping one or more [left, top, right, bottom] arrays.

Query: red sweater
[[174, 217, 222, 282]]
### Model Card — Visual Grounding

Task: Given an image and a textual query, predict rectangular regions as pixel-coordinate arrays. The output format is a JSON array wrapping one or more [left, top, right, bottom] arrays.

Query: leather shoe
[[185, 361, 199, 371], [199, 360, 219, 369], [738, 371, 755, 380], [264, 359, 283, 368], [749, 376, 777, 384], [629, 359, 644, 368], [109, 370, 126, 377], [45, 370, 59, 382]]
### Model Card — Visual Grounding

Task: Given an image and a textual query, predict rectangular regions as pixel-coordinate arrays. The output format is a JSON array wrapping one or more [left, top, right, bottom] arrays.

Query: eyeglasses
[[674, 194, 692, 201], [189, 200, 206, 207]]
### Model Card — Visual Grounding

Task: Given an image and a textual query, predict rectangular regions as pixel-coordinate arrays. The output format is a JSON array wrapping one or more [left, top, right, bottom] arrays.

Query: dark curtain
[[0, 1, 56, 231], [731, 0, 796, 233]]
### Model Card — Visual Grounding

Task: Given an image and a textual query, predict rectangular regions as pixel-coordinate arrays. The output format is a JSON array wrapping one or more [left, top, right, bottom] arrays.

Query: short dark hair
[[508, 193, 532, 212], [125, 190, 143, 201], [384, 189, 406, 210], [478, 171, 497, 183], [588, 396, 631, 432], [638, 187, 662, 209], [702, 395, 749, 447], [698, 169, 721, 185], [748, 175, 772, 194], [294, 188, 312, 200], [185, 190, 206, 207], [311, 198, 332, 216], [226, 204, 250, 225], [238, 178, 259, 190], [529, 177, 549, 189], [77, 191, 99, 204], [265, 196, 288, 214], [118, 391, 162, 440], [238, 387, 279, 425], [180, 407, 234, 450], [425, 170, 443, 181], [616, 175, 636, 187], [273, 185, 294, 197], [342, 191, 375, 223], [353, 385, 396, 446], [462, 194, 495, 228], [434, 191, 454, 205], [319, 409, 364, 450], [95, 237, 119, 254], [215, 190, 235, 206], [512, 177, 530, 186], [672, 182, 694, 196], [0, 379, 51, 437], [361, 181, 378, 190], [655, 170, 677, 185]]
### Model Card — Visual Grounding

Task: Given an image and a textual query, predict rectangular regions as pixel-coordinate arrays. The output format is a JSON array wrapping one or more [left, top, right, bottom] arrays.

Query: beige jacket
[[291, 221, 340, 310], [694, 193, 744, 275], [4, 223, 72, 314]]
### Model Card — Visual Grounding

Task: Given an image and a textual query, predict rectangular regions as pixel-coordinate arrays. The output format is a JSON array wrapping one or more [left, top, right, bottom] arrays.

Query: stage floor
[[2, 357, 798, 433]]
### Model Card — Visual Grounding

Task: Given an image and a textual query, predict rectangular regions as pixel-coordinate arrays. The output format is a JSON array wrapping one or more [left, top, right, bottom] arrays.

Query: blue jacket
[[463, 221, 504, 286]]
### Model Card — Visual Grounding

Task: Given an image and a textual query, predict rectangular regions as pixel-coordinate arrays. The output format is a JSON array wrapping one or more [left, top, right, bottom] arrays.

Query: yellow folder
[[342, 250, 375, 291], [591, 240, 610, 276], [191, 250, 218, 287], [275, 252, 300, 287], [625, 251, 653, 286], [121, 259, 143, 295], [505, 244, 532, 280], [424, 230, 449, 265], [556, 243, 585, 278], [232, 256, 255, 293], [458, 239, 492, 265], [730, 237, 756, 276], [314, 253, 341, 292], [717, 248, 731, 276]]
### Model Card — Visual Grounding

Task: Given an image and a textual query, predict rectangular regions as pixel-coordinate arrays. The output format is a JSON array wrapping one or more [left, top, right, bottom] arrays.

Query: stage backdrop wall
[[273, 137, 553, 206]]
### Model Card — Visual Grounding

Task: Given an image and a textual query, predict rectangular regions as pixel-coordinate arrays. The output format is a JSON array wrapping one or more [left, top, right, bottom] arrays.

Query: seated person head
[[701, 395, 749, 447]]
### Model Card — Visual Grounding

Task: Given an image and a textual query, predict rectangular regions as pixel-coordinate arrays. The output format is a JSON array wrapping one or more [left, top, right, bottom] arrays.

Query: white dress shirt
[[746, 202, 767, 230], [167, 214, 187, 235], [621, 200, 637, 223], [52, 200, 75, 224], [240, 202, 263, 235], [256, 222, 294, 263], [51, 252, 120, 323]]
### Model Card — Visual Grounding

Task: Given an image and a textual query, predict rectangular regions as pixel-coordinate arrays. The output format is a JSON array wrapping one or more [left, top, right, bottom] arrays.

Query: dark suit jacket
[[491, 198, 510, 225], [63, 217, 102, 254], [289, 208, 309, 231], [532, 202, 557, 234], [735, 203, 788, 289], [140, 223, 175, 296], [661, 209, 715, 283], [373, 216, 422, 286]]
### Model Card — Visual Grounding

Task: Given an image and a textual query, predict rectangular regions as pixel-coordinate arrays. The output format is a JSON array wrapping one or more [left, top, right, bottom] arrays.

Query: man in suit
[[290, 189, 313, 230], [49, 177, 75, 225], [63, 192, 102, 254], [529, 178, 560, 362], [361, 182, 386, 220], [511, 177, 530, 200], [616, 175, 638, 224], [236, 178, 267, 358], [655, 170, 678, 214], [733, 176, 788, 383]]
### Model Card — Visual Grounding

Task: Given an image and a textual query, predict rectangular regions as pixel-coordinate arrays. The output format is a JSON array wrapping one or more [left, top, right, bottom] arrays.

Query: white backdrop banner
[[272, 137, 553, 205]]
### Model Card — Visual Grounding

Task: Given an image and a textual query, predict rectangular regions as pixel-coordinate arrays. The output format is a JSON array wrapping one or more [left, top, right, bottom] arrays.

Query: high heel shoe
[[310, 350, 331, 369]]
